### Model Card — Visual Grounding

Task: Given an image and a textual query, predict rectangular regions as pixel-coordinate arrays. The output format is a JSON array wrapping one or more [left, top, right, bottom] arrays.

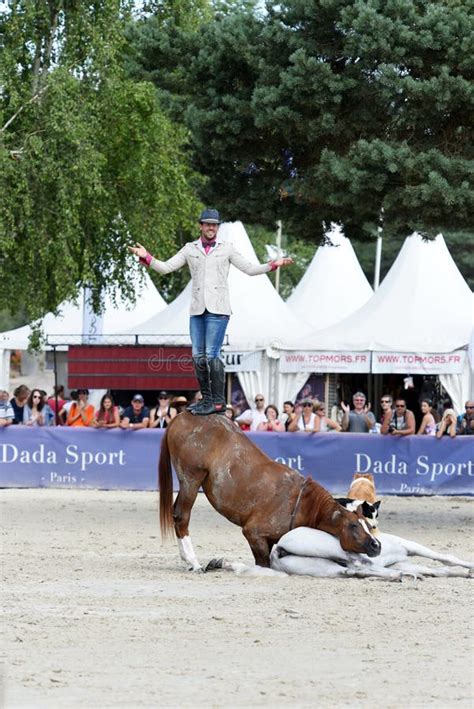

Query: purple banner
[[0, 427, 472, 495]]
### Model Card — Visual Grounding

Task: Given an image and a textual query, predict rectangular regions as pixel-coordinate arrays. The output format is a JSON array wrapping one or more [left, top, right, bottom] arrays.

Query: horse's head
[[321, 501, 381, 557]]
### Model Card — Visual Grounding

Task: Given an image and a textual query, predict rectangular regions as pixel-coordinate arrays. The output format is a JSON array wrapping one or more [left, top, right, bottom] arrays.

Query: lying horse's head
[[319, 502, 381, 557]]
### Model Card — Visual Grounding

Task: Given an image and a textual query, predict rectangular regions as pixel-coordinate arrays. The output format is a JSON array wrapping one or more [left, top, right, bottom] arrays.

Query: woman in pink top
[[92, 393, 120, 429], [47, 385, 66, 417], [417, 399, 436, 436]]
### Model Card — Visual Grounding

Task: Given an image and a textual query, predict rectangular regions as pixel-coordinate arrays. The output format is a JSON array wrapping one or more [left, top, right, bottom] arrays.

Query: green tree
[[128, 2, 283, 227], [0, 1, 202, 325], [129, 0, 473, 242]]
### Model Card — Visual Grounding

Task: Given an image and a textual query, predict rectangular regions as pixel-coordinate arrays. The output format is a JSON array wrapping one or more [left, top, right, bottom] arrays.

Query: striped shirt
[[0, 401, 14, 420]]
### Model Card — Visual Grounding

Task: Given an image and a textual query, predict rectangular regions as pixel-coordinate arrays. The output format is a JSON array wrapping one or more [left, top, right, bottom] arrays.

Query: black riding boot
[[191, 356, 215, 415], [186, 357, 204, 412], [209, 357, 226, 414]]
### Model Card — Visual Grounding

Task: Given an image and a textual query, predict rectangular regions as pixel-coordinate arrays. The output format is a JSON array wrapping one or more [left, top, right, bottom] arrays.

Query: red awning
[[67, 345, 198, 390]]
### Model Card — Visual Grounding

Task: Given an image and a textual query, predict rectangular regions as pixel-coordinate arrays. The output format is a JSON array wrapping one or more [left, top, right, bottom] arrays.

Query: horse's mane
[[304, 479, 340, 528]]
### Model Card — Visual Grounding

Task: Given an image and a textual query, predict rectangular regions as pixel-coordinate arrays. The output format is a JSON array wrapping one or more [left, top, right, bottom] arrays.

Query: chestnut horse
[[159, 413, 381, 570]]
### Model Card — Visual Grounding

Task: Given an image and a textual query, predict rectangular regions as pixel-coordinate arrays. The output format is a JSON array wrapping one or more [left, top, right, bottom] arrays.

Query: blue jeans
[[189, 311, 229, 358]]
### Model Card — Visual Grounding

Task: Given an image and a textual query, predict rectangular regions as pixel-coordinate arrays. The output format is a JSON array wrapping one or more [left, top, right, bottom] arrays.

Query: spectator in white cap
[[130, 208, 292, 416], [150, 391, 177, 429]]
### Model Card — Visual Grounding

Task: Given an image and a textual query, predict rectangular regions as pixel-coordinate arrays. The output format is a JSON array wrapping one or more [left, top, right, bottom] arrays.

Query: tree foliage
[[129, 0, 473, 242], [0, 1, 202, 323]]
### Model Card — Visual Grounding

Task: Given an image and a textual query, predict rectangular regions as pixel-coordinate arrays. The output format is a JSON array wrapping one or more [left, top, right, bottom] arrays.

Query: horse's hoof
[[205, 558, 224, 572], [402, 572, 423, 581]]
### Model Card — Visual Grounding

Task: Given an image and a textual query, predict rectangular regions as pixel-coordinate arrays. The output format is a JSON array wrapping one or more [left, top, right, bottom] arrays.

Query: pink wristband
[[139, 253, 152, 266], [269, 261, 279, 272]]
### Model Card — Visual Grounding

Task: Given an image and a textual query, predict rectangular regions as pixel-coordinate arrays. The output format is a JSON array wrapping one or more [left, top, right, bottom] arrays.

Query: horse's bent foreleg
[[271, 553, 348, 577], [268, 545, 402, 580], [173, 473, 207, 572], [242, 526, 271, 567], [344, 566, 403, 581]]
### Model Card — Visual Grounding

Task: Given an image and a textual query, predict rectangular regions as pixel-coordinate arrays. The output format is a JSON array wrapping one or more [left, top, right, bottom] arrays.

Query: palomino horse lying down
[[159, 413, 380, 571], [207, 527, 474, 581]]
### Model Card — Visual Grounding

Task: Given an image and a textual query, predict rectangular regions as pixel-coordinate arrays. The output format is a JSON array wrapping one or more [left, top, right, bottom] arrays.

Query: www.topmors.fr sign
[[372, 351, 466, 374], [280, 351, 370, 373], [280, 350, 466, 374]]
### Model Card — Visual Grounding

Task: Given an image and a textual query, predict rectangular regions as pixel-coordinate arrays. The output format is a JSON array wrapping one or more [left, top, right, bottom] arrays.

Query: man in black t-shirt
[[120, 394, 150, 430]]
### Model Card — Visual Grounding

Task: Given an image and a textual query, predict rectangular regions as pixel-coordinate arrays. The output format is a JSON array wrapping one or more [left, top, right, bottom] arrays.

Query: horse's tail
[[159, 427, 174, 538]]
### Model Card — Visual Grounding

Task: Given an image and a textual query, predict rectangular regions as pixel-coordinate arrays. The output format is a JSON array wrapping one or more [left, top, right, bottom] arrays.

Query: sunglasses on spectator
[[255, 398, 264, 402], [33, 395, 41, 399], [381, 399, 391, 403], [395, 404, 406, 408], [303, 403, 313, 408]]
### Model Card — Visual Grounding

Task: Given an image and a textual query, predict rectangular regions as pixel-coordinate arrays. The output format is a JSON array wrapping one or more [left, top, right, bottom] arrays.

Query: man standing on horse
[[130, 209, 292, 415]]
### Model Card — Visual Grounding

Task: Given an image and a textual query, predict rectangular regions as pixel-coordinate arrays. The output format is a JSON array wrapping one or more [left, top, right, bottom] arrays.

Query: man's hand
[[129, 243, 148, 259], [272, 256, 293, 268], [340, 401, 350, 413]]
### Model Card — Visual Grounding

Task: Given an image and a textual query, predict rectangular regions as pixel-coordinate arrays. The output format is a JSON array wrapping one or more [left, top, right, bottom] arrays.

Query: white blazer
[[149, 238, 271, 316]]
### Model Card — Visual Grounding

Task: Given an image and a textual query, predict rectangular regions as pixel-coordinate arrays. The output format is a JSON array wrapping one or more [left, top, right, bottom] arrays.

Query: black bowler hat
[[199, 208, 220, 224]]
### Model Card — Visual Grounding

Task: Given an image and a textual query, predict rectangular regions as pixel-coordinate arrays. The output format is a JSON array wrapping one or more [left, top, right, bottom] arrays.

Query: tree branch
[[1, 85, 49, 133], [31, 2, 62, 95]]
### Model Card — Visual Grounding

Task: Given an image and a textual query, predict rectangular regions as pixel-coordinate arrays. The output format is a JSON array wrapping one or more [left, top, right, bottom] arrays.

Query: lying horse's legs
[[391, 561, 471, 578], [270, 550, 403, 580], [173, 473, 207, 572], [395, 535, 474, 569]]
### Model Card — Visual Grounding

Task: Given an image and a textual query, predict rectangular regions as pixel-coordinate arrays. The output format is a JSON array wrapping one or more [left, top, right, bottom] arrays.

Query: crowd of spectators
[[0, 386, 191, 431], [234, 391, 473, 438], [1, 384, 473, 438]]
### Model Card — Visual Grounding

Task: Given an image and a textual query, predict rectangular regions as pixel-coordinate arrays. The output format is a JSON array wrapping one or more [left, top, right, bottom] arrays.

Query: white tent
[[0, 266, 165, 351], [445, 292, 474, 405], [129, 221, 309, 403], [0, 267, 166, 390], [279, 233, 472, 411], [470, 293, 474, 398], [286, 223, 373, 330]]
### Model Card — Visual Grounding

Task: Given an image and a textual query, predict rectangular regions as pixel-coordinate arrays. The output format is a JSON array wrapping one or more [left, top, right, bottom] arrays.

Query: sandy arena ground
[[1, 489, 473, 708]]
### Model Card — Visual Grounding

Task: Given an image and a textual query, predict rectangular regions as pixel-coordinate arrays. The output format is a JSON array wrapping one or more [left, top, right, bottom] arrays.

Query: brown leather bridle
[[289, 477, 310, 530]]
